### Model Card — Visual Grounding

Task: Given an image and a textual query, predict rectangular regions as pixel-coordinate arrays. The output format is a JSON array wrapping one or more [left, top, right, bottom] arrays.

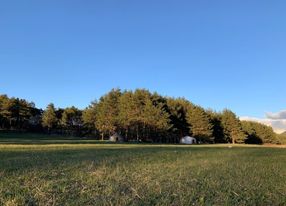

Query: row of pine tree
[[0, 89, 279, 144]]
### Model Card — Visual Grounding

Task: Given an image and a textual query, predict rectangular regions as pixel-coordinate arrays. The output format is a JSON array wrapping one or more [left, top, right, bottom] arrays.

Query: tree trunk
[[136, 125, 139, 141], [125, 128, 128, 141]]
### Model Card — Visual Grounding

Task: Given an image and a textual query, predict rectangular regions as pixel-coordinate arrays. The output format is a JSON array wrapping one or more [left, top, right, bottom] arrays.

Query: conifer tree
[[221, 109, 246, 144], [143, 97, 170, 142], [207, 110, 226, 143], [42, 103, 58, 133], [118, 91, 136, 140], [166, 98, 190, 142], [242, 120, 277, 144], [82, 101, 97, 132], [186, 105, 214, 143], [95, 89, 121, 139], [61, 106, 82, 133]]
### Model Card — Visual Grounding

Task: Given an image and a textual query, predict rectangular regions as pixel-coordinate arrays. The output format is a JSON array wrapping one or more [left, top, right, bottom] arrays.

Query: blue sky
[[1, 1, 286, 128]]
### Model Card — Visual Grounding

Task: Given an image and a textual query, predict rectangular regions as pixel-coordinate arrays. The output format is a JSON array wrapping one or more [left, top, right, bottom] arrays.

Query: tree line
[[0, 89, 279, 144]]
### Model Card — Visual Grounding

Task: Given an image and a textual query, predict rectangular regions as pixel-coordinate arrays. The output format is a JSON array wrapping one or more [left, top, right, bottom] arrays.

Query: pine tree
[[42, 103, 58, 133], [143, 97, 170, 142], [186, 105, 214, 143], [221, 109, 246, 144], [166, 98, 190, 142], [95, 89, 121, 140], [0, 95, 13, 128], [242, 120, 277, 144], [118, 91, 136, 140], [131, 89, 152, 141], [82, 101, 97, 132], [61, 106, 82, 135], [0, 96, 34, 129], [207, 110, 226, 143]]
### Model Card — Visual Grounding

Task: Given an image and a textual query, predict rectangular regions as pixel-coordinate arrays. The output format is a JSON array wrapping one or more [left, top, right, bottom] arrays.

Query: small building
[[109, 133, 124, 142], [180, 136, 197, 144]]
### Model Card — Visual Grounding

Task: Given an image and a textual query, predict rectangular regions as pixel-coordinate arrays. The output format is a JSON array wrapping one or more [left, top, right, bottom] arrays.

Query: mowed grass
[[0, 136, 285, 205]]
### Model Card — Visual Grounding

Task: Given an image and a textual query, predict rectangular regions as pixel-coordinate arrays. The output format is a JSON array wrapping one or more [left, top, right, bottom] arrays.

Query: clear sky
[[1, 1, 286, 127]]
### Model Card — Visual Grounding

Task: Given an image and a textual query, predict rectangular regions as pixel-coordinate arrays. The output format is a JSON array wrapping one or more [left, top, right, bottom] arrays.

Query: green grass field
[[0, 134, 285, 205]]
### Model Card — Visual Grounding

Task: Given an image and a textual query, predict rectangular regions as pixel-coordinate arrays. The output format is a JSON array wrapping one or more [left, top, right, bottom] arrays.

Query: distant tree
[[82, 101, 97, 132], [118, 89, 170, 142], [166, 98, 190, 142], [207, 110, 226, 143], [42, 103, 58, 133], [0, 95, 12, 128], [61, 106, 82, 135], [242, 121, 277, 144], [11, 98, 35, 129], [143, 95, 170, 142], [28, 106, 43, 131], [0, 96, 35, 130], [118, 89, 151, 141], [55, 108, 64, 122], [1, 89, 280, 145], [95, 89, 121, 140], [118, 91, 136, 140], [277, 132, 286, 144], [186, 105, 214, 143], [221, 109, 246, 144]]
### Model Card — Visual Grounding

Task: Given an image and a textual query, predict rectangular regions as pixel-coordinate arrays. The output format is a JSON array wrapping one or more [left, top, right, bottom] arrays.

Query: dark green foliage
[[166, 98, 190, 142], [117, 89, 170, 142], [221, 109, 246, 144], [142, 92, 171, 142], [95, 89, 121, 139], [61, 106, 83, 135], [42, 103, 58, 132], [242, 121, 278, 144], [207, 110, 226, 143], [118, 91, 135, 139], [0, 90, 281, 145], [0, 95, 40, 130], [186, 105, 214, 143], [277, 132, 286, 144], [82, 101, 97, 132]]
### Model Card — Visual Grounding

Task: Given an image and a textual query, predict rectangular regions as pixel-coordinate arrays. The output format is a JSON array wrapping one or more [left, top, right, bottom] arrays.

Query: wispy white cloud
[[266, 110, 286, 120], [240, 112, 286, 134]]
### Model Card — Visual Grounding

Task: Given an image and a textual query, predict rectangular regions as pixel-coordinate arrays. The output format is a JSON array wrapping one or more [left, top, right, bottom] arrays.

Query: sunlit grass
[[0, 135, 285, 205]]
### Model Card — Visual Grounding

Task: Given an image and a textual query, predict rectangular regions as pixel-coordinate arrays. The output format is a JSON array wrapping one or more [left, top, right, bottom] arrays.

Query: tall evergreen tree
[[82, 101, 97, 133], [42, 103, 58, 133], [118, 91, 136, 140], [242, 121, 277, 144], [61, 106, 82, 135], [186, 105, 214, 143], [207, 110, 226, 143], [0, 95, 12, 128], [143, 96, 170, 142], [95, 89, 121, 139], [130, 89, 152, 140], [0, 96, 34, 130], [118, 89, 170, 142], [221, 109, 246, 144], [166, 98, 190, 142]]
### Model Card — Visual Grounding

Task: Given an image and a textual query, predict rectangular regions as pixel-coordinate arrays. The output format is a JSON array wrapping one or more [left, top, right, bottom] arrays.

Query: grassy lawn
[[0, 135, 285, 205]]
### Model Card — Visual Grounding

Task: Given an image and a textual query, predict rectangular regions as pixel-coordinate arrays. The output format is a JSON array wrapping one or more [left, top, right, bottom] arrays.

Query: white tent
[[109, 133, 124, 142], [180, 136, 197, 144]]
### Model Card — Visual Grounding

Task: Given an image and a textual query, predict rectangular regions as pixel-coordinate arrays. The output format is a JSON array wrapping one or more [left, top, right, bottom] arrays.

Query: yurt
[[109, 133, 124, 142], [180, 136, 197, 144]]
